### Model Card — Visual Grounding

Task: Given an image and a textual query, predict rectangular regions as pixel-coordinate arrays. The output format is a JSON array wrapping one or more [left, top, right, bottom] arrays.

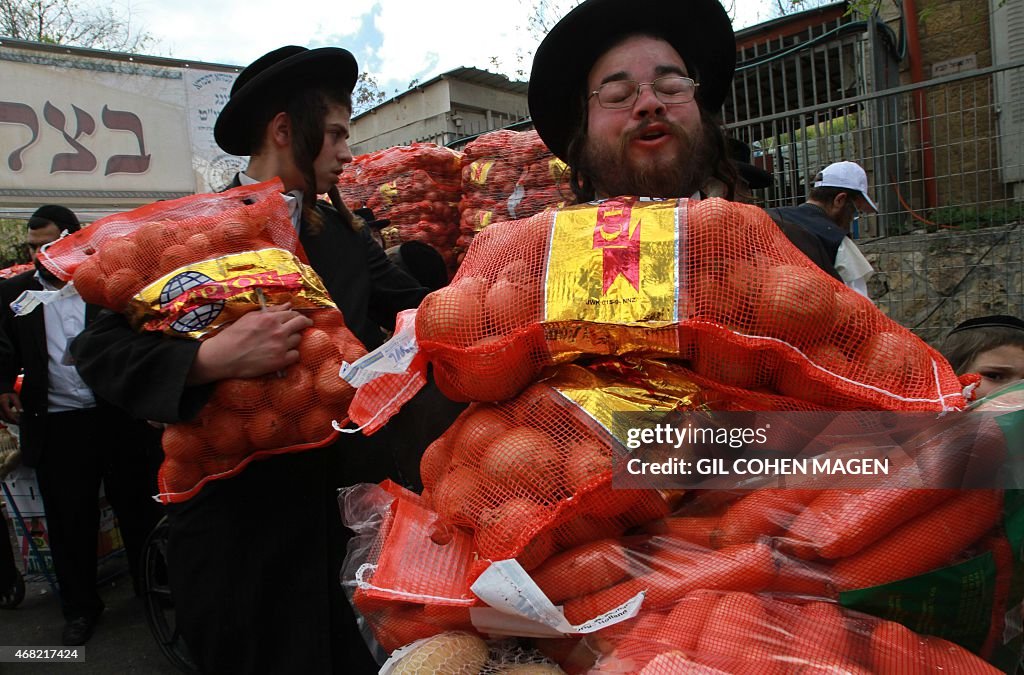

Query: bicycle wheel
[[141, 516, 198, 673]]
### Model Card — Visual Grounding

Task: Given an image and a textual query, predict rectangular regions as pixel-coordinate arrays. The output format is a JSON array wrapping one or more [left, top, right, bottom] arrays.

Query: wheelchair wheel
[[141, 516, 198, 673]]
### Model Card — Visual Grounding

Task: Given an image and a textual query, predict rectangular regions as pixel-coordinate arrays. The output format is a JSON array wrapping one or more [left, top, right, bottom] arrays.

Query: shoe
[[0, 571, 24, 609], [62, 613, 100, 646]]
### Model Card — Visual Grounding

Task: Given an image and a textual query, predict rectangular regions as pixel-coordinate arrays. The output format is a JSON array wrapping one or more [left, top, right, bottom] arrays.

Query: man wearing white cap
[[767, 160, 877, 298]]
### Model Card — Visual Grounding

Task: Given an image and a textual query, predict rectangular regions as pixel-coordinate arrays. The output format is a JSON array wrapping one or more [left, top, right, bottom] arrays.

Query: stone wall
[[861, 223, 1024, 346], [877, 0, 1007, 216]]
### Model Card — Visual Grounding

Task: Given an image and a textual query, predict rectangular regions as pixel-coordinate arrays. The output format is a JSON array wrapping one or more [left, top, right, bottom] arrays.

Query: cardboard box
[[2, 468, 125, 573]]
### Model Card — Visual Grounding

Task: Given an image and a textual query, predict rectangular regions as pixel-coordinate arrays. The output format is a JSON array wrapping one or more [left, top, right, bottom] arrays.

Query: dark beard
[[581, 117, 713, 199], [34, 256, 61, 285]]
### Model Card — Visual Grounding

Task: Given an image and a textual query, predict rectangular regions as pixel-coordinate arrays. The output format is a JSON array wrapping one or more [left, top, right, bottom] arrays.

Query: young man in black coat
[[0, 205, 163, 645], [70, 47, 429, 673]]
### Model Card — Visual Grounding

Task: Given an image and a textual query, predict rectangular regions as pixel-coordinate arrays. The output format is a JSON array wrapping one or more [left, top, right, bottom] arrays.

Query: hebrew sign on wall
[[0, 45, 239, 208]]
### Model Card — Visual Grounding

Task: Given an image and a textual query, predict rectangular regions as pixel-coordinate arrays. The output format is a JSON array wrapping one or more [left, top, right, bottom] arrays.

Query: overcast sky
[[125, 0, 777, 96]]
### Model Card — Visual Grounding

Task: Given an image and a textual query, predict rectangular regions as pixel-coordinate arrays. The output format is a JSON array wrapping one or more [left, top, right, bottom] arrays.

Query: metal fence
[[724, 17, 1024, 343]]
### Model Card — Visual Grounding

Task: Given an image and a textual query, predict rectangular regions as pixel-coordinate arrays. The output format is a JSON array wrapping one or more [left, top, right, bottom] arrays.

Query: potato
[[417, 285, 484, 347], [479, 427, 562, 500], [485, 279, 537, 332], [390, 631, 489, 675], [476, 498, 554, 567], [450, 407, 510, 465], [98, 237, 143, 275], [856, 331, 932, 392], [104, 267, 145, 309], [71, 255, 107, 306], [433, 465, 491, 527], [754, 264, 836, 344]]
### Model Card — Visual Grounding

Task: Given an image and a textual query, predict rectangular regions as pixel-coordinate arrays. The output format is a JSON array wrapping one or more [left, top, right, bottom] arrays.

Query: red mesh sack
[[158, 303, 366, 504], [36, 182, 367, 503], [0, 263, 33, 280], [337, 143, 463, 272], [413, 196, 966, 411], [39, 180, 286, 282], [578, 592, 1001, 674], [340, 482, 481, 654], [69, 197, 299, 312], [145, 249, 365, 502], [416, 361, 722, 579], [457, 130, 568, 265], [527, 483, 1008, 655]]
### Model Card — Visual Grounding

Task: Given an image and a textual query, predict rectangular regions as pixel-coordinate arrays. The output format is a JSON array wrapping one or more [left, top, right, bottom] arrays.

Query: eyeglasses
[[589, 76, 700, 109]]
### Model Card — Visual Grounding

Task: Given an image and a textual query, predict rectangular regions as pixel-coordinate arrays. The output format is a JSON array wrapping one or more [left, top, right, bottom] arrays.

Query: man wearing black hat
[[941, 315, 1024, 399], [70, 47, 429, 672], [529, 0, 854, 287], [0, 205, 163, 645], [529, 0, 740, 202]]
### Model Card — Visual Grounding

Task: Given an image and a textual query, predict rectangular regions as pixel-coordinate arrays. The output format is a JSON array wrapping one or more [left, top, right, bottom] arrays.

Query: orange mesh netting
[[522, 488, 1003, 619], [342, 482, 481, 653], [417, 362, 705, 576], [578, 591, 1001, 674], [69, 197, 299, 313], [38, 180, 288, 282], [146, 243, 365, 503], [0, 263, 33, 280], [337, 143, 463, 272], [158, 305, 365, 504], [412, 197, 966, 411], [344, 369, 1020, 666], [36, 183, 367, 503], [457, 130, 569, 266]]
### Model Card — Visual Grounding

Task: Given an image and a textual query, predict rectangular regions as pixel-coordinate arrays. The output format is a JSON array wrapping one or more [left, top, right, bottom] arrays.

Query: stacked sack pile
[[342, 197, 1021, 673], [0, 263, 34, 279], [336, 143, 463, 272], [38, 180, 367, 504], [457, 130, 569, 266]]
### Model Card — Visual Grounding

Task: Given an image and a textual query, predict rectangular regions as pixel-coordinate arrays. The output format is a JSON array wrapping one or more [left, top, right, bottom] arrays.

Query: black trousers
[[166, 432, 395, 675], [34, 408, 164, 620], [0, 511, 17, 588]]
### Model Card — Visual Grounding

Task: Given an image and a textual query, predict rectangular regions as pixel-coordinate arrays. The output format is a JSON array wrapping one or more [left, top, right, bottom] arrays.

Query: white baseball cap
[[813, 161, 878, 213]]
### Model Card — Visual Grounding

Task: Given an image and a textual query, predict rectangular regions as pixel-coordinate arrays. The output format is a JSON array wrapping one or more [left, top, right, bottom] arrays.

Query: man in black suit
[[70, 47, 431, 673], [0, 205, 163, 645]]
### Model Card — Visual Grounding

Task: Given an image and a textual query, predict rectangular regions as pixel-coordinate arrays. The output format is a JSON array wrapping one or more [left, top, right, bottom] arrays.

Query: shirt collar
[[34, 269, 59, 291], [239, 172, 303, 230]]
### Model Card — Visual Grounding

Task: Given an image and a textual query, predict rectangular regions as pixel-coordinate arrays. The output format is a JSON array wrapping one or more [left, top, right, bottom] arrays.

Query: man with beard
[[767, 161, 877, 298], [529, 0, 853, 284], [0, 205, 163, 645], [528, 0, 739, 203]]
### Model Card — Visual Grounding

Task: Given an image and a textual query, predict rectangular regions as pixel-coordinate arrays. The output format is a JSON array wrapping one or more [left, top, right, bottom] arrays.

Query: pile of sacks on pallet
[[341, 196, 1023, 673], [336, 131, 569, 276]]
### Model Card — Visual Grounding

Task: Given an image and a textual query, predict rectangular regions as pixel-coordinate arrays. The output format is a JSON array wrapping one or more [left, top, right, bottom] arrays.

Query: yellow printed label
[[546, 361, 702, 447], [549, 157, 568, 182], [544, 197, 680, 324], [126, 248, 335, 339], [379, 181, 399, 206], [475, 210, 493, 232], [468, 160, 495, 186]]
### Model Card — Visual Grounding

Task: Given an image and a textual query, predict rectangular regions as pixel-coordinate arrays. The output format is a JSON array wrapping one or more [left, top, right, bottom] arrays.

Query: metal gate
[[722, 8, 1024, 340]]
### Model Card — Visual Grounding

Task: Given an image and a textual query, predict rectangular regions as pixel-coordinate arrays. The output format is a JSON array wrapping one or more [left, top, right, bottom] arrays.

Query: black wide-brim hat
[[215, 45, 358, 156], [528, 0, 736, 163], [727, 138, 772, 189], [353, 207, 391, 229]]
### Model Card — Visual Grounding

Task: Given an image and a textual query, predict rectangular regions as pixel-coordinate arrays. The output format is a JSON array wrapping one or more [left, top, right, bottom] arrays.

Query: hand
[[0, 392, 23, 425], [186, 303, 314, 385]]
